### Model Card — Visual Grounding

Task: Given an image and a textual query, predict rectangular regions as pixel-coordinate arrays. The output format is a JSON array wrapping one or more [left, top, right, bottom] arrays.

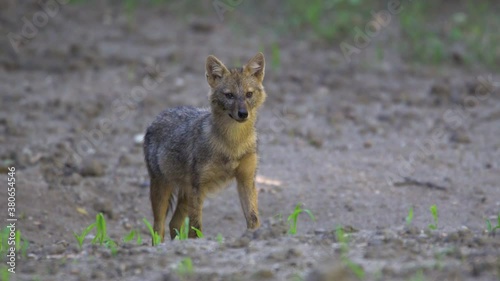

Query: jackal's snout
[[232, 99, 248, 122]]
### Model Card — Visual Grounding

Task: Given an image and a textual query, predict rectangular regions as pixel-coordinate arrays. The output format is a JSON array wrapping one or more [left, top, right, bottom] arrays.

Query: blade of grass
[[143, 218, 161, 246]]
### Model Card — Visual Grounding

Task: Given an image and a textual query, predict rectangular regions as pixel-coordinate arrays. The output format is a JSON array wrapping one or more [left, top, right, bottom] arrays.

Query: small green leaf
[[191, 227, 204, 238], [177, 257, 194, 276], [406, 207, 414, 226], [303, 209, 316, 221], [123, 230, 136, 243], [344, 258, 365, 279], [136, 232, 142, 245], [216, 233, 224, 245], [486, 219, 492, 233], [429, 205, 438, 230], [143, 218, 161, 246]]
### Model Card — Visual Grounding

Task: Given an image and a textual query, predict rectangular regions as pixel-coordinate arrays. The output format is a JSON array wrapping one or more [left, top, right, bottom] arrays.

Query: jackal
[[143, 53, 266, 241]]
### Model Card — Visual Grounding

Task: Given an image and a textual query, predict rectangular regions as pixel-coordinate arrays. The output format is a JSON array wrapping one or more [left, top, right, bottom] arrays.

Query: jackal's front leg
[[187, 189, 205, 238], [236, 153, 260, 230]]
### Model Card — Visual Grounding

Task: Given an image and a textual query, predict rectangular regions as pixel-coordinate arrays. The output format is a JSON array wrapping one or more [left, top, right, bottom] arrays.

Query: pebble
[[47, 243, 67, 255], [62, 173, 82, 185], [306, 265, 358, 281], [429, 81, 450, 106], [450, 130, 471, 144], [79, 158, 105, 177], [93, 199, 115, 219], [314, 228, 327, 235], [229, 237, 250, 248], [118, 154, 133, 166], [134, 134, 144, 145], [253, 269, 274, 279], [267, 250, 287, 261]]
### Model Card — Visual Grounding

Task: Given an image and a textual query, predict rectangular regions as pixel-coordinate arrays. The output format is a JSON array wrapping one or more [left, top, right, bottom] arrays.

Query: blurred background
[[1, 0, 500, 70], [1, 1, 500, 280]]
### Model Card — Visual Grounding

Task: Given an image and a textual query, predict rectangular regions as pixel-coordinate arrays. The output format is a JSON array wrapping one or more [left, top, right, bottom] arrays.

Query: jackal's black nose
[[238, 110, 248, 119]]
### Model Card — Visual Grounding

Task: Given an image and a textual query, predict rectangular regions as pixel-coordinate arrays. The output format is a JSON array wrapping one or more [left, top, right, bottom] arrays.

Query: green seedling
[[287, 203, 315, 235], [124, 0, 138, 23], [104, 238, 118, 256], [408, 269, 425, 281], [92, 213, 108, 245], [74, 213, 118, 253], [273, 213, 283, 221], [335, 226, 348, 253], [216, 233, 224, 246], [0, 228, 25, 257], [290, 273, 303, 281], [406, 206, 414, 226], [344, 259, 365, 279], [1, 266, 10, 281], [74, 223, 96, 250], [485, 212, 500, 235], [123, 229, 142, 245], [271, 43, 281, 70], [335, 226, 365, 279], [143, 218, 161, 246], [428, 205, 438, 230], [87, 213, 118, 255], [176, 257, 194, 277], [15, 230, 29, 258], [191, 226, 204, 238], [174, 217, 191, 240], [0, 227, 9, 256]]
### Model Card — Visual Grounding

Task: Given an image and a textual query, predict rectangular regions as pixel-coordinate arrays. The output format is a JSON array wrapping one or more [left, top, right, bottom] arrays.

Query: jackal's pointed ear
[[206, 55, 228, 88], [244, 52, 265, 82]]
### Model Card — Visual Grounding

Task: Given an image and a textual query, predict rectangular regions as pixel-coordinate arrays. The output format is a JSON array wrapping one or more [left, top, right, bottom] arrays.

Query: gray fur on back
[[143, 106, 212, 186]]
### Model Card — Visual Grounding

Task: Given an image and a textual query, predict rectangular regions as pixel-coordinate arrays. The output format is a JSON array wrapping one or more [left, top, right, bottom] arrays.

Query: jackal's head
[[206, 53, 266, 123]]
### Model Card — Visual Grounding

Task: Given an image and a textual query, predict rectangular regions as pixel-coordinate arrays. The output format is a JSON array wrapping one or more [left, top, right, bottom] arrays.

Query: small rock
[[253, 269, 274, 279], [162, 273, 181, 281], [267, 250, 287, 261], [79, 158, 105, 177], [122, 221, 132, 230], [450, 130, 471, 144], [314, 228, 327, 235], [229, 237, 250, 248], [306, 265, 358, 281], [430, 81, 450, 106], [307, 130, 323, 148], [134, 134, 144, 145], [91, 270, 107, 279], [93, 199, 114, 219], [189, 20, 215, 33], [287, 248, 302, 258], [402, 226, 420, 236], [47, 242, 67, 255], [451, 44, 466, 65], [118, 154, 133, 166], [62, 173, 82, 186]]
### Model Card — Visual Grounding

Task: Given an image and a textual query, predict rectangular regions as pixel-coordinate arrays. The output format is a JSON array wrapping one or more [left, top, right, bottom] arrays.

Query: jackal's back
[[143, 106, 211, 181]]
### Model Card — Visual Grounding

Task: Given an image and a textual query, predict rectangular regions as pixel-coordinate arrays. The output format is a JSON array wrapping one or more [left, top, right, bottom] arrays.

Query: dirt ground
[[1, 1, 500, 281]]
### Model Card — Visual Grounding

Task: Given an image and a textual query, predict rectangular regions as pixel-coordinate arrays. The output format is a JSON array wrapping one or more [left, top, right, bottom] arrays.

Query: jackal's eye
[[246, 92, 253, 98], [225, 93, 235, 99]]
